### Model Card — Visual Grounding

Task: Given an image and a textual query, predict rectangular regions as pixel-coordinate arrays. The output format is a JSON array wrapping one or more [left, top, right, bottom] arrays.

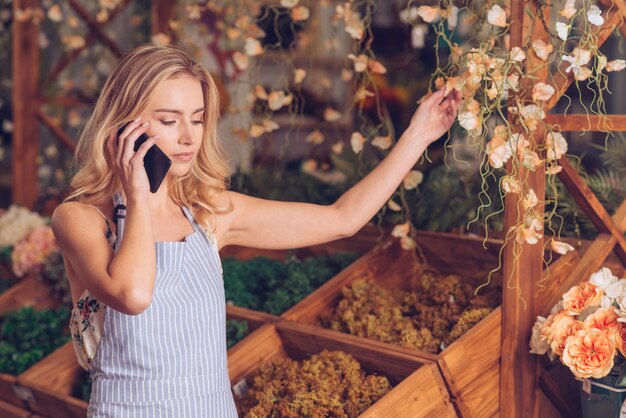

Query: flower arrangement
[[0, 206, 46, 248], [11, 225, 58, 278], [235, 349, 391, 417], [321, 266, 501, 353], [530, 267, 626, 379]]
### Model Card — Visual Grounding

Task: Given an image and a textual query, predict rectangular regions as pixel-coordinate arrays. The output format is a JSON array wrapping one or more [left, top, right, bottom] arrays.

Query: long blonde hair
[[66, 44, 232, 232]]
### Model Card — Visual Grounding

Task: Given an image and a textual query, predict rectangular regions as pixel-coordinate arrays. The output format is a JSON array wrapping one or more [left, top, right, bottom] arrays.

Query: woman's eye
[[161, 120, 176, 125], [192, 120, 204, 125]]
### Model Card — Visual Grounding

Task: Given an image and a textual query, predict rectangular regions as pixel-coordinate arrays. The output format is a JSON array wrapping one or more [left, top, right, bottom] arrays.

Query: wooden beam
[[545, 114, 626, 131], [151, 0, 177, 36], [500, 1, 547, 415], [67, 0, 123, 58], [36, 110, 77, 153], [12, 0, 40, 208], [546, 7, 622, 110], [42, 0, 133, 87], [557, 159, 626, 263], [599, 0, 626, 38]]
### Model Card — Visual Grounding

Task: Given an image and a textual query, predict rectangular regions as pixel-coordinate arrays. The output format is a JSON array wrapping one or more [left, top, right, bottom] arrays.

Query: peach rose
[[584, 308, 621, 343], [548, 313, 586, 356], [562, 282, 603, 315], [615, 324, 626, 357], [562, 328, 615, 379]]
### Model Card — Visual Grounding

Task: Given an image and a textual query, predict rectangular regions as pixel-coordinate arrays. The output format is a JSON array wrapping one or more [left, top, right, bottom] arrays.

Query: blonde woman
[[51, 43, 461, 417]]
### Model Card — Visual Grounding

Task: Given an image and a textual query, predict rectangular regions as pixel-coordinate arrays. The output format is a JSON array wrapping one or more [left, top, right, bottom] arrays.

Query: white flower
[[562, 48, 593, 80], [550, 239, 574, 255], [604, 279, 626, 307], [546, 131, 568, 161], [244, 38, 263, 56], [487, 5, 507, 27], [502, 176, 521, 193], [510, 47, 526, 62], [532, 39, 553, 61], [529, 316, 549, 355], [350, 132, 365, 153], [532, 83, 555, 101], [447, 6, 459, 29], [560, 0, 577, 19], [403, 170, 424, 190], [587, 5, 604, 26], [590, 267, 618, 290], [556, 22, 570, 41], [417, 6, 441, 23], [391, 222, 410, 238], [458, 112, 481, 131], [0, 206, 47, 247], [607, 60, 626, 72], [523, 189, 539, 210]]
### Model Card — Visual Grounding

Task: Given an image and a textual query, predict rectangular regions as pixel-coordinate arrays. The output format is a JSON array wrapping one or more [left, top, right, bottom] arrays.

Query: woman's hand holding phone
[[107, 116, 159, 199]]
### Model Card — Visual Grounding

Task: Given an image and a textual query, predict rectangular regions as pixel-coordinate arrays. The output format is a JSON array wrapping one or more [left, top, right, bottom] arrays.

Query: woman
[[51, 43, 460, 417]]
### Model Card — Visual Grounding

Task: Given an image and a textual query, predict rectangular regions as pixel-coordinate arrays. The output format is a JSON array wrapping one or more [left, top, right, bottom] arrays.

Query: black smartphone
[[117, 123, 172, 193]]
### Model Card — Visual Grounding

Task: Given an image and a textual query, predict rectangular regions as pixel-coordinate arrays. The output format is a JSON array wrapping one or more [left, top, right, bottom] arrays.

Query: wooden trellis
[[10, 0, 626, 417]]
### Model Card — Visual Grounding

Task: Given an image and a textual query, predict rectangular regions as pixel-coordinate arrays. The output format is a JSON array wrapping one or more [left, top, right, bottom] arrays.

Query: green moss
[[226, 319, 249, 349]]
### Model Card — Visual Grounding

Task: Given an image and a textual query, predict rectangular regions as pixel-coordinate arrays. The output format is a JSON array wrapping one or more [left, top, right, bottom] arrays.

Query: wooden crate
[[0, 276, 58, 408], [16, 343, 87, 418], [0, 398, 32, 418], [282, 231, 505, 418], [227, 320, 457, 417]]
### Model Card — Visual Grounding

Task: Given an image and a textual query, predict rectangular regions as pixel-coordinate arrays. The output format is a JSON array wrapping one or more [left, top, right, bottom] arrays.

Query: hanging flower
[[403, 170, 424, 190], [545, 131, 568, 161], [562, 48, 592, 78], [391, 222, 410, 238], [244, 38, 264, 56], [281, 0, 299, 7], [510, 47, 526, 62], [387, 199, 402, 212], [560, 0, 578, 19], [249, 124, 266, 138], [532, 83, 555, 101], [294, 68, 306, 84], [551, 239, 574, 255], [331, 141, 344, 155], [417, 6, 441, 23], [523, 189, 539, 210], [486, 126, 513, 168], [47, 4, 63, 22], [532, 39, 554, 61], [350, 132, 366, 153], [372, 135, 392, 150], [323, 107, 342, 122], [606, 60, 626, 72], [268, 91, 292, 111], [232, 52, 249, 70], [502, 176, 521, 193], [586, 5, 604, 26], [347, 54, 369, 72], [306, 130, 325, 145], [556, 22, 570, 40], [514, 211, 543, 245], [519, 104, 546, 131], [368, 59, 387, 74], [487, 5, 507, 27], [291, 5, 310, 21]]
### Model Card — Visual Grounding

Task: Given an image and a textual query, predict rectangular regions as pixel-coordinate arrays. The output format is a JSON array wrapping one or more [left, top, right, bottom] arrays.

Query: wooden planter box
[[282, 231, 506, 418], [0, 276, 58, 408], [228, 320, 457, 417]]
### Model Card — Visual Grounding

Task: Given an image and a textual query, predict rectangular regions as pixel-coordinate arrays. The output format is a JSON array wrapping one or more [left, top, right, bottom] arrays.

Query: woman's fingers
[[132, 136, 159, 163], [121, 121, 149, 163]]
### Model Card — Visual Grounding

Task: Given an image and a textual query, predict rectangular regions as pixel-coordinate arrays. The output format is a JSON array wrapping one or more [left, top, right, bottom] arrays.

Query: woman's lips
[[172, 152, 194, 162]]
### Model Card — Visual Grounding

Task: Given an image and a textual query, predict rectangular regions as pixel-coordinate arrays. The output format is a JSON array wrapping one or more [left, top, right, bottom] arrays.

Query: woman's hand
[[407, 88, 462, 146], [107, 117, 159, 199]]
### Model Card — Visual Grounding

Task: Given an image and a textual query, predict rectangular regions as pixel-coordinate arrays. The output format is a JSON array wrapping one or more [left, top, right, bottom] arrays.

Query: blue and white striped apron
[[87, 192, 237, 417]]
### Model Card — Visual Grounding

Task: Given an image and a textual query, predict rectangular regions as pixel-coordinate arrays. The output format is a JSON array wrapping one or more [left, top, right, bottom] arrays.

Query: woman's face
[[142, 74, 205, 178]]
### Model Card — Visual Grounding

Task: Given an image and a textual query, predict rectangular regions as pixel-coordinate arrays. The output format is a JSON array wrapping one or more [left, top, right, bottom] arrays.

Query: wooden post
[[500, 0, 548, 416], [151, 0, 177, 36], [11, 0, 40, 208]]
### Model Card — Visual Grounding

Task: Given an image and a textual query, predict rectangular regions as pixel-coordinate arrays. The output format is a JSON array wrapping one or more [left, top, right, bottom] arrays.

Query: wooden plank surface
[[11, 0, 40, 208], [18, 343, 87, 418], [0, 276, 57, 316], [360, 363, 457, 418], [0, 398, 30, 418], [545, 114, 626, 132]]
